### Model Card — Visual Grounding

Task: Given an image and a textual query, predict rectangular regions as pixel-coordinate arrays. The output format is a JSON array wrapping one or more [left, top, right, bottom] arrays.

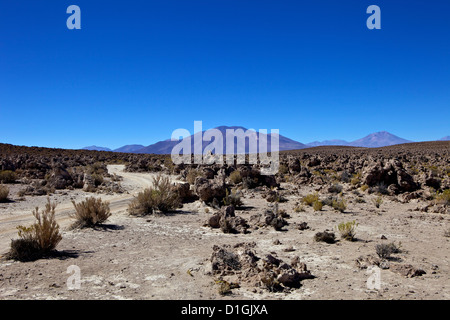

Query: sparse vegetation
[[372, 195, 383, 208], [302, 193, 319, 206], [0, 184, 10, 202], [265, 189, 287, 203], [0, 170, 17, 183], [87, 162, 107, 176], [360, 184, 369, 192], [216, 280, 239, 296], [229, 170, 242, 185], [8, 198, 62, 261], [350, 172, 362, 186], [370, 182, 388, 195], [71, 197, 111, 228], [92, 173, 104, 187], [314, 231, 336, 244], [375, 242, 402, 259], [186, 169, 202, 185], [434, 189, 450, 205], [328, 183, 343, 194], [128, 174, 181, 215], [278, 164, 289, 175], [354, 196, 366, 203], [331, 198, 347, 212], [313, 200, 323, 211], [337, 220, 358, 241], [222, 188, 243, 208]]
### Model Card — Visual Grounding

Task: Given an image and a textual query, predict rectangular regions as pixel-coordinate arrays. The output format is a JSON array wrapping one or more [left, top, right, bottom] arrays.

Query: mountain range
[[82, 127, 448, 154], [306, 131, 412, 148]]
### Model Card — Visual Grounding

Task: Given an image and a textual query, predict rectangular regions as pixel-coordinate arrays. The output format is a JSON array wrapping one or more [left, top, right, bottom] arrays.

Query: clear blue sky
[[1, 0, 449, 149]]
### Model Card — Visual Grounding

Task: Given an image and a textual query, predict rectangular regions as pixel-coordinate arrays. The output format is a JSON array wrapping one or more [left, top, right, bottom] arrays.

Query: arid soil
[[0, 163, 448, 300]]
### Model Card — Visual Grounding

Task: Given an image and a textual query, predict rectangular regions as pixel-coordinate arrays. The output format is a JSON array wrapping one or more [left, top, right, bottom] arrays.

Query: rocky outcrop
[[209, 243, 314, 292], [193, 176, 227, 203], [362, 159, 418, 193], [206, 205, 249, 234], [47, 167, 73, 190]]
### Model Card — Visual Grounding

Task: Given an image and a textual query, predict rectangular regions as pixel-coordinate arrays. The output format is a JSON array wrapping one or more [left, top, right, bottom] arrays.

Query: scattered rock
[[390, 264, 426, 278]]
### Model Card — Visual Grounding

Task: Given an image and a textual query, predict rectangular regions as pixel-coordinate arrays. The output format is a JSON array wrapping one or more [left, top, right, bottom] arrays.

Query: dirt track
[[0, 166, 170, 253]]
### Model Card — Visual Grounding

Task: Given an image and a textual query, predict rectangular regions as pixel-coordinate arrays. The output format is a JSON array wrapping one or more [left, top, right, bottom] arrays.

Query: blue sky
[[1, 0, 449, 149]]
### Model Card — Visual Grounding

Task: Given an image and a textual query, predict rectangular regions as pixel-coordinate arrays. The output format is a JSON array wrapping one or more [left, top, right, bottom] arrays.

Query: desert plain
[[0, 142, 449, 300]]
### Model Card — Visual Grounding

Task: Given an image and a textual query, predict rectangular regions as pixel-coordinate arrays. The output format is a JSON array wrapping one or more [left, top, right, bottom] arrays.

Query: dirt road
[[0, 165, 169, 254]]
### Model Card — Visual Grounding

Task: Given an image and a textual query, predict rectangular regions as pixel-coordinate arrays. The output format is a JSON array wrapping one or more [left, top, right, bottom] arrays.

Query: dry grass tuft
[[8, 198, 62, 261], [128, 174, 181, 215], [337, 220, 358, 241], [0, 184, 9, 202], [71, 197, 111, 228]]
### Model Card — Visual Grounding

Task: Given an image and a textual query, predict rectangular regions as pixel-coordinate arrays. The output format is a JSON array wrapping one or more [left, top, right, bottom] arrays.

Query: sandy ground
[[0, 165, 449, 300]]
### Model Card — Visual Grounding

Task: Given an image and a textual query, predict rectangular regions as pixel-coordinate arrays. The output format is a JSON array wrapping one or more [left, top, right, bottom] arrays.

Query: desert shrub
[[375, 243, 392, 259], [0, 184, 9, 202], [370, 182, 388, 195], [30, 199, 62, 252], [92, 173, 104, 187], [163, 157, 175, 173], [321, 196, 334, 207], [435, 189, 450, 205], [332, 198, 347, 213], [354, 197, 366, 203], [8, 237, 43, 262], [313, 200, 323, 211], [128, 174, 180, 215], [229, 170, 242, 185], [278, 164, 289, 175], [71, 197, 111, 228], [265, 189, 287, 203], [222, 188, 243, 208], [337, 220, 358, 241], [340, 171, 351, 183], [87, 162, 107, 175], [242, 176, 258, 189], [375, 242, 401, 259], [0, 170, 17, 183], [328, 183, 343, 194], [314, 231, 336, 244], [186, 169, 202, 185], [8, 198, 62, 261], [294, 204, 305, 213], [372, 195, 383, 208], [216, 280, 239, 296], [351, 172, 362, 186], [360, 184, 369, 192], [302, 193, 319, 206]]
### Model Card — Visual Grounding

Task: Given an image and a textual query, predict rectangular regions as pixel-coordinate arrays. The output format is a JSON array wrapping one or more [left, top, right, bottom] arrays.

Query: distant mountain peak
[[135, 125, 306, 154], [113, 144, 146, 153], [349, 131, 412, 148], [82, 145, 112, 152]]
